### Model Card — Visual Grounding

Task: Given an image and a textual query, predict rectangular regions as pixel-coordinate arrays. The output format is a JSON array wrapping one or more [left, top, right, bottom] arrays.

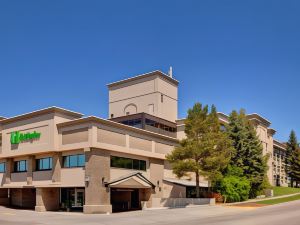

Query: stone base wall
[[149, 197, 215, 208]]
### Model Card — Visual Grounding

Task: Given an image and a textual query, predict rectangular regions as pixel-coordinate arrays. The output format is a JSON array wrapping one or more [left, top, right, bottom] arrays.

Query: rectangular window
[[14, 160, 27, 172], [121, 119, 142, 128], [111, 156, 146, 171], [0, 163, 5, 173], [63, 154, 85, 168], [36, 157, 52, 171]]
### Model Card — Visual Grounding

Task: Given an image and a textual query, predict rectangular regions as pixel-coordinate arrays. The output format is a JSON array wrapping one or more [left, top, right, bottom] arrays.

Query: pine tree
[[226, 109, 269, 198], [287, 130, 300, 187], [167, 103, 233, 197]]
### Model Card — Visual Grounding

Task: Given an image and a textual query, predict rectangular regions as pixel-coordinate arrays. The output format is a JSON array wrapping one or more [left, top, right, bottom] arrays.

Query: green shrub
[[218, 175, 251, 203]]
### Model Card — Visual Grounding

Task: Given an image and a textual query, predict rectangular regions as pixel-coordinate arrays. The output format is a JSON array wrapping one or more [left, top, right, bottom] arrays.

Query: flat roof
[[0, 106, 83, 125], [177, 112, 273, 127], [57, 115, 178, 142], [107, 70, 179, 88], [247, 113, 271, 127], [110, 112, 176, 126]]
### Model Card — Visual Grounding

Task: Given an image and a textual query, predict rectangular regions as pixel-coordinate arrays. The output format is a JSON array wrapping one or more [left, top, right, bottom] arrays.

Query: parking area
[[0, 204, 247, 225]]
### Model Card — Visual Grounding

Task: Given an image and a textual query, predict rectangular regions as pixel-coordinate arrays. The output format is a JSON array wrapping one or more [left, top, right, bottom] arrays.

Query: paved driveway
[[0, 201, 299, 225]]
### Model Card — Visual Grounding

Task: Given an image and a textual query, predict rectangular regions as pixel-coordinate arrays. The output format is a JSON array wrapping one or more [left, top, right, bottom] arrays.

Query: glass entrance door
[[75, 188, 85, 207], [60, 188, 85, 210]]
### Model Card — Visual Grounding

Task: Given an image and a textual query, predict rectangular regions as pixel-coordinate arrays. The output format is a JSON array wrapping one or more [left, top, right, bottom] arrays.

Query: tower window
[[111, 114, 114, 118], [161, 94, 164, 103]]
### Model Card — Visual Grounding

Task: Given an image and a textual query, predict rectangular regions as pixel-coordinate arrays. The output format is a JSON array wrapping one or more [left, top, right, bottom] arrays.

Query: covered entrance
[[111, 188, 140, 212], [105, 172, 155, 212]]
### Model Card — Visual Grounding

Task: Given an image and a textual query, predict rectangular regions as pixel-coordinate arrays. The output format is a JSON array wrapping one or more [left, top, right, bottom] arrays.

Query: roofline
[[57, 116, 178, 142], [110, 112, 176, 126], [0, 106, 83, 125], [247, 113, 271, 126], [107, 70, 179, 88], [274, 139, 287, 150], [105, 172, 155, 188], [176, 112, 273, 128]]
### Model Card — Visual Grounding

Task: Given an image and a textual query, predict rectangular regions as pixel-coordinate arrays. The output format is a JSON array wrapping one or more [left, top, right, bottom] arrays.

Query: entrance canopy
[[105, 172, 155, 189]]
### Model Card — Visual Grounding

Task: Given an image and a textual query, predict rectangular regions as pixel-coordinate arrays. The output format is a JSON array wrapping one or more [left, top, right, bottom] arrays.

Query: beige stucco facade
[[0, 70, 288, 213], [108, 71, 178, 122], [0, 106, 181, 213]]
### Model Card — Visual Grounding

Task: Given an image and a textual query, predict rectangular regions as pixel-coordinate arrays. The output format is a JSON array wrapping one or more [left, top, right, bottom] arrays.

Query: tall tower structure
[[107, 70, 179, 122]]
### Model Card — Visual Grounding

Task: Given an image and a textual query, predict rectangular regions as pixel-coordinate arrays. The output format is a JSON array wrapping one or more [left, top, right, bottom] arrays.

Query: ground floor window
[[186, 187, 209, 198], [60, 188, 85, 210]]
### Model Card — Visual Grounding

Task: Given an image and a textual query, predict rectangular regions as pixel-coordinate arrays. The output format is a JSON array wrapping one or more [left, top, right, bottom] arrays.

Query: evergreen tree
[[287, 130, 300, 187], [167, 103, 233, 197], [226, 109, 269, 198]]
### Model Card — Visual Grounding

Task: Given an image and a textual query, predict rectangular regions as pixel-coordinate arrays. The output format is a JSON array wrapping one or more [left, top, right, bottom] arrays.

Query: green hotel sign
[[10, 131, 41, 144]]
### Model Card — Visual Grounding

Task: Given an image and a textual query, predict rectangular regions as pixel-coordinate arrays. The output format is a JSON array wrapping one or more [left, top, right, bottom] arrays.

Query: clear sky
[[1, 1, 300, 142]]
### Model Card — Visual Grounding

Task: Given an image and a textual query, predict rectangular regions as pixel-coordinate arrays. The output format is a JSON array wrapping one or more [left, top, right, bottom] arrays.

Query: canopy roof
[[105, 172, 155, 189]]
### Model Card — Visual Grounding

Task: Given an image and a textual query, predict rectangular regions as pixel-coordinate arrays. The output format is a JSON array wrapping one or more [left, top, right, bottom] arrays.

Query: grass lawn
[[256, 194, 300, 205], [273, 186, 300, 196]]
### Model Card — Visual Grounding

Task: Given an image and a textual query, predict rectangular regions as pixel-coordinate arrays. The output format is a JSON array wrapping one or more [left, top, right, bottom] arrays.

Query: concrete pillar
[[35, 188, 59, 212], [83, 148, 112, 214], [5, 158, 13, 184], [148, 158, 164, 208], [52, 152, 62, 183], [27, 156, 35, 185]]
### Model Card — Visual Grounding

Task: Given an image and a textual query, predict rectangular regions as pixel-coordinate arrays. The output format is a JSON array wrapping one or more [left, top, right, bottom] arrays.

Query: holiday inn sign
[[10, 131, 41, 144]]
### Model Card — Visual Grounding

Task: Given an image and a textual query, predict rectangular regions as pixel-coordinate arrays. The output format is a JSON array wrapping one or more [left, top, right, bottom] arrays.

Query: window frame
[[36, 157, 53, 171], [0, 162, 5, 173], [110, 156, 147, 171], [63, 154, 85, 168], [14, 160, 27, 173]]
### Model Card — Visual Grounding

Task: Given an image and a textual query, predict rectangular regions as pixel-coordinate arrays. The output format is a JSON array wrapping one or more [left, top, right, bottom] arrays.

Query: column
[[83, 148, 112, 214], [148, 158, 164, 208], [27, 156, 35, 185], [35, 188, 60, 212], [5, 158, 13, 184], [52, 152, 62, 183]]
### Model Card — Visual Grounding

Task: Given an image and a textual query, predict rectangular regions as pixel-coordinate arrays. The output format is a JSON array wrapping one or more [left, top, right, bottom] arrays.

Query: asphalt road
[[0, 200, 299, 225]]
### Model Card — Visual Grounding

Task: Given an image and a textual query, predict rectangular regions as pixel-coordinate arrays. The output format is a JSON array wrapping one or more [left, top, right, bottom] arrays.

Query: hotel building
[[0, 70, 288, 213]]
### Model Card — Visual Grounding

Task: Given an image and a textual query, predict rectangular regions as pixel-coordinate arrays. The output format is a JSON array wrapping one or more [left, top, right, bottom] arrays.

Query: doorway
[[111, 188, 140, 212], [60, 188, 85, 211]]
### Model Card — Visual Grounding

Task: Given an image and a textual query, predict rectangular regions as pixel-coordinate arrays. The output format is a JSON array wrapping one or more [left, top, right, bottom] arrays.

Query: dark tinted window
[[14, 160, 27, 172], [145, 119, 176, 133], [36, 157, 52, 171], [63, 154, 85, 168], [111, 156, 146, 171], [0, 163, 5, 173], [121, 119, 142, 128]]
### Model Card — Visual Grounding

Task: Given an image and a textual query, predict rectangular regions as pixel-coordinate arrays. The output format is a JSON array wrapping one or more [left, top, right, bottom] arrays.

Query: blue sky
[[0, 0, 300, 142]]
